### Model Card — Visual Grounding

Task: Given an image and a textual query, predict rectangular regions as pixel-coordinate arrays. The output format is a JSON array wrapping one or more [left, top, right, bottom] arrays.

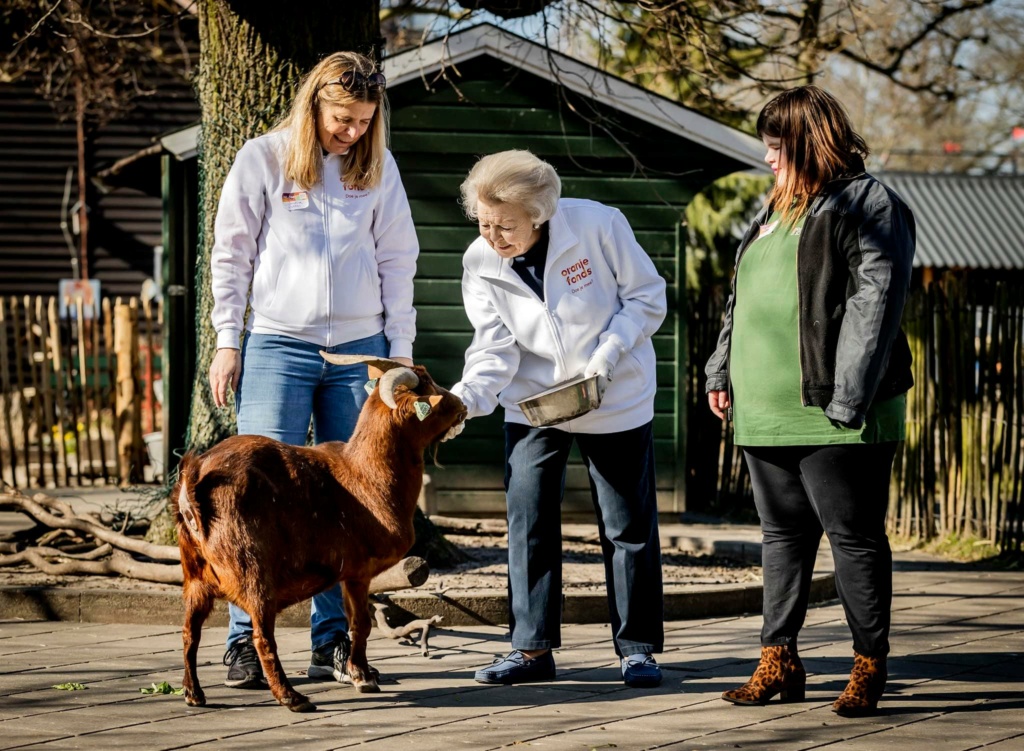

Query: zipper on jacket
[[541, 302, 569, 379], [322, 153, 332, 347]]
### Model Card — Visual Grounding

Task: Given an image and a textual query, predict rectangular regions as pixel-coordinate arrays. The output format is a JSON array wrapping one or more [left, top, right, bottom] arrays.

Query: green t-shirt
[[730, 211, 905, 447]]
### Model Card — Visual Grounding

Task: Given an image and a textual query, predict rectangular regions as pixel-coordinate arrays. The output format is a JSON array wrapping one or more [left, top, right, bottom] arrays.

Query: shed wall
[[389, 67, 726, 514]]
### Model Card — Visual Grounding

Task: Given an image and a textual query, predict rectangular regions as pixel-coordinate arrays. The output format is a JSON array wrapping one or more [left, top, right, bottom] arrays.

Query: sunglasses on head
[[318, 70, 386, 95]]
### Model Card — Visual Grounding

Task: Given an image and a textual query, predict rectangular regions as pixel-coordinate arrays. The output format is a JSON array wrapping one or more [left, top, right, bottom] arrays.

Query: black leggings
[[743, 442, 898, 658]]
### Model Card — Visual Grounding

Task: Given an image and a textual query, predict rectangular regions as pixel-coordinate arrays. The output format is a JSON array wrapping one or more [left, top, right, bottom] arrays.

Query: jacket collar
[[478, 201, 579, 293]]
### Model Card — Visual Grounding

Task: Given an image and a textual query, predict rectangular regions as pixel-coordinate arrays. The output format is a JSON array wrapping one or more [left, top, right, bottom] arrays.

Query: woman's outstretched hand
[[707, 390, 731, 421], [210, 348, 242, 408]]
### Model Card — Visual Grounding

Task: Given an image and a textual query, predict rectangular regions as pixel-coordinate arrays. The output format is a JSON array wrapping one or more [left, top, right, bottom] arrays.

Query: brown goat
[[174, 357, 466, 712]]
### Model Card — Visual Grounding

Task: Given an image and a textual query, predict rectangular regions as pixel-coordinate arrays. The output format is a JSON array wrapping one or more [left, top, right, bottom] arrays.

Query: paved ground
[[2, 553, 1022, 750]]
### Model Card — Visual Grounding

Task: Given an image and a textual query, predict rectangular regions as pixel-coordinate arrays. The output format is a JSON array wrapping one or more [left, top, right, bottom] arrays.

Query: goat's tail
[[175, 452, 204, 542]]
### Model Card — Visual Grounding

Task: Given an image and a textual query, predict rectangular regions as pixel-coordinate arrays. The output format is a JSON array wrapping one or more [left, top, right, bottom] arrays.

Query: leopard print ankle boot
[[721, 645, 806, 705], [832, 652, 886, 717]]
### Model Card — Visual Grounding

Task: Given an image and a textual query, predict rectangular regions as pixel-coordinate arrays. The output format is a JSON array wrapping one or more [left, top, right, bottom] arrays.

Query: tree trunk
[[187, 0, 381, 455]]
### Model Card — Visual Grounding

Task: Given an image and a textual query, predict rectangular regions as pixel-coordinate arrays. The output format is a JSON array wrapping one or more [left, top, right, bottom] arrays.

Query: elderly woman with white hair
[[446, 150, 667, 688]]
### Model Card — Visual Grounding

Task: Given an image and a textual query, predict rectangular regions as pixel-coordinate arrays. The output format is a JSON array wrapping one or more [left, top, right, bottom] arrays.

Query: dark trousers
[[743, 442, 898, 658], [504, 421, 664, 656]]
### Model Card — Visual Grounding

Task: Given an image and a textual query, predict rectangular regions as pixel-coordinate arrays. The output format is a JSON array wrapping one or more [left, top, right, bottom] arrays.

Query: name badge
[[758, 220, 779, 239], [282, 191, 309, 210]]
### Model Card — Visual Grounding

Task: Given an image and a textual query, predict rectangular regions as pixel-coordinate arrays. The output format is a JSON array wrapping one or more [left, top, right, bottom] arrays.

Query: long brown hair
[[757, 85, 869, 223], [274, 51, 388, 191]]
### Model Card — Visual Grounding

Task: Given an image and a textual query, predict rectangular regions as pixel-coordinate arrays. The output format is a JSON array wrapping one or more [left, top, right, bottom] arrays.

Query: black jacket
[[704, 171, 916, 429]]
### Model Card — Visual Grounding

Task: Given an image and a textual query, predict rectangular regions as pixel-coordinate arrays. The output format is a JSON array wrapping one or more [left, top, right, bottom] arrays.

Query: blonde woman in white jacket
[[207, 52, 418, 691], [448, 150, 667, 688]]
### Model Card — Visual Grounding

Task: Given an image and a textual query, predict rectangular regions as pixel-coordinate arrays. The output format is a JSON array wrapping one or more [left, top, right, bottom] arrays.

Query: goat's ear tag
[[364, 378, 379, 395], [414, 400, 432, 421]]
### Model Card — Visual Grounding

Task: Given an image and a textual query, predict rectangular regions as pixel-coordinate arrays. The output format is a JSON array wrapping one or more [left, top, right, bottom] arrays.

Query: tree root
[[372, 602, 443, 657], [11, 548, 185, 583], [0, 488, 179, 562], [0, 488, 435, 592]]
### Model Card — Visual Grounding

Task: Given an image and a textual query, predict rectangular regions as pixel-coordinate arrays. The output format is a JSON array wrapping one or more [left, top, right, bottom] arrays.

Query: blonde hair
[[460, 150, 561, 225], [757, 85, 869, 223], [274, 51, 388, 191]]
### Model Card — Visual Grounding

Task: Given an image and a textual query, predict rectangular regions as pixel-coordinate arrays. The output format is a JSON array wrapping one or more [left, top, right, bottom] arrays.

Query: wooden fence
[[0, 295, 162, 488], [686, 274, 1024, 552]]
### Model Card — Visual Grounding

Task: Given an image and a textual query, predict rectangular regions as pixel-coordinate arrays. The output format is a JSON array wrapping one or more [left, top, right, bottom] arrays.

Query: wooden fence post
[[114, 299, 144, 484], [0, 301, 16, 487]]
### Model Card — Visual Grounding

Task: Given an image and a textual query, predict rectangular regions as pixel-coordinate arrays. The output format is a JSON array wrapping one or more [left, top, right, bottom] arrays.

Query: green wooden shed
[[159, 23, 765, 516], [383, 24, 763, 515]]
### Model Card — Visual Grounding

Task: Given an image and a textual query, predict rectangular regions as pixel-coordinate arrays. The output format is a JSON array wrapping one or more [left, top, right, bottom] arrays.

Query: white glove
[[584, 342, 621, 381], [584, 342, 621, 401], [441, 420, 465, 442]]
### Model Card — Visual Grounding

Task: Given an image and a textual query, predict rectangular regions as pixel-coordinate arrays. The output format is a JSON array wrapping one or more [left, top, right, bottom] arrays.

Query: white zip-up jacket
[[210, 129, 418, 359], [451, 198, 667, 434]]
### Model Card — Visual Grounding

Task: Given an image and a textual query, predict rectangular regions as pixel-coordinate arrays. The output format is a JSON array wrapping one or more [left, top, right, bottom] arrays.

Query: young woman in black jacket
[[705, 85, 916, 717]]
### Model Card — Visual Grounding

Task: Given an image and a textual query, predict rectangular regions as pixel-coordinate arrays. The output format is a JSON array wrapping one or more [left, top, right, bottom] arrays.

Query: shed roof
[[387, 23, 766, 171], [882, 172, 1024, 270], [161, 23, 767, 173]]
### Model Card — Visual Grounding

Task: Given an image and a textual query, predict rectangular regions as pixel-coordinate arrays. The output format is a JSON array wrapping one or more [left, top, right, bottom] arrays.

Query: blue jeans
[[503, 421, 664, 656], [225, 331, 388, 653]]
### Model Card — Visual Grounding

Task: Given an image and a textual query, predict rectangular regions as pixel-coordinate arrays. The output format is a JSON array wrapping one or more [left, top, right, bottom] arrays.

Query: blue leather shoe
[[622, 653, 662, 688], [474, 650, 556, 684]]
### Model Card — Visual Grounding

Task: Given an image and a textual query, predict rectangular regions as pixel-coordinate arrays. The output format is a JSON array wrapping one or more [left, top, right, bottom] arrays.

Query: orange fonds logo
[[561, 257, 592, 285]]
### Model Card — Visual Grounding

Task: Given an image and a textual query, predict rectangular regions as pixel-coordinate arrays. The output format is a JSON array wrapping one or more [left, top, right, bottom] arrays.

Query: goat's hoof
[[283, 693, 316, 712], [355, 680, 380, 694], [184, 690, 206, 707]]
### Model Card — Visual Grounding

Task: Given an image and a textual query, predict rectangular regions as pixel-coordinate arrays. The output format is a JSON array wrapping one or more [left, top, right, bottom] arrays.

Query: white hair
[[460, 150, 561, 225]]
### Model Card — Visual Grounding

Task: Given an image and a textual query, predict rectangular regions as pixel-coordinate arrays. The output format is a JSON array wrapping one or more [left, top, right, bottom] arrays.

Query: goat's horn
[[378, 367, 419, 409], [319, 352, 407, 371]]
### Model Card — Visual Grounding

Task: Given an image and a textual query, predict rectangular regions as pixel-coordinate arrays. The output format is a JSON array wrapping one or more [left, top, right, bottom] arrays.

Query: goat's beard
[[428, 440, 444, 468]]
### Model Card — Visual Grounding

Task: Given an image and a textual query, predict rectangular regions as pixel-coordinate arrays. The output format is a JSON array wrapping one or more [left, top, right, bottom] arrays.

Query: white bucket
[[143, 431, 164, 480]]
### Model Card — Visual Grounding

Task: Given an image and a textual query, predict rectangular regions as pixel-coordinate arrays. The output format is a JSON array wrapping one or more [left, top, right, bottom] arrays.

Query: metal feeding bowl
[[516, 374, 603, 427]]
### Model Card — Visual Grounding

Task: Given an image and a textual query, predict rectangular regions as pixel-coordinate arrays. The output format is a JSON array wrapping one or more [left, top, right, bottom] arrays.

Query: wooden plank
[[76, 297, 95, 485], [102, 297, 121, 482], [392, 132, 629, 159], [61, 300, 83, 485], [614, 205, 685, 231], [142, 297, 157, 435], [433, 434, 680, 466], [433, 488, 680, 515], [0, 300, 16, 486], [394, 78, 548, 108], [34, 297, 58, 485], [415, 226, 478, 252], [429, 462, 674, 491], [47, 297, 70, 485], [408, 200, 478, 227], [562, 178, 694, 206], [90, 301, 109, 482], [22, 296, 46, 485], [403, 171, 694, 205], [392, 105, 591, 134], [8, 296, 30, 487]]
